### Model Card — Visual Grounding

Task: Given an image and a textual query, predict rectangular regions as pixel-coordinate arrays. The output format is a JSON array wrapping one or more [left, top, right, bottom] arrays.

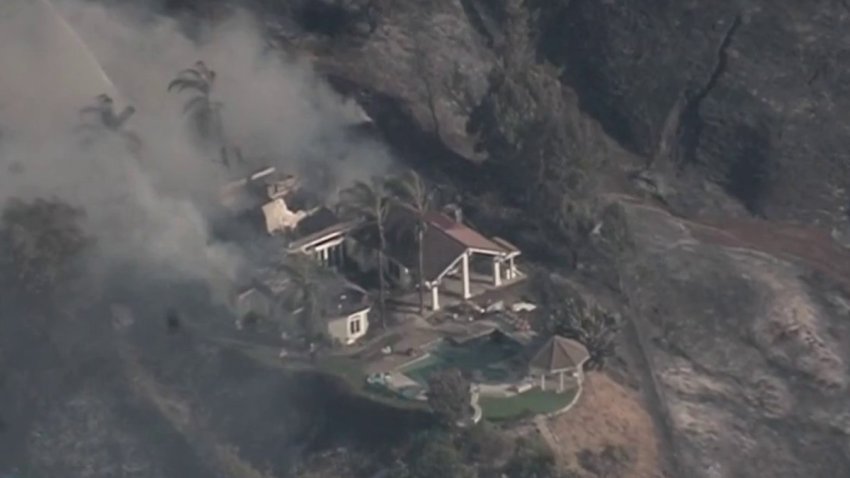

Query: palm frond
[[79, 105, 106, 117], [176, 68, 203, 80], [168, 78, 209, 94], [193, 61, 215, 81], [389, 170, 431, 212], [182, 95, 210, 115]]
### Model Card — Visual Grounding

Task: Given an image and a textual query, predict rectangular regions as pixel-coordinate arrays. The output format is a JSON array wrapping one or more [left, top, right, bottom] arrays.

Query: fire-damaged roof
[[287, 207, 358, 252]]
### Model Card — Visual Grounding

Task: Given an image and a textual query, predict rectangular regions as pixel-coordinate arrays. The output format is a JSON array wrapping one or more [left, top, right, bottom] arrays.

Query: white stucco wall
[[326, 308, 370, 345]]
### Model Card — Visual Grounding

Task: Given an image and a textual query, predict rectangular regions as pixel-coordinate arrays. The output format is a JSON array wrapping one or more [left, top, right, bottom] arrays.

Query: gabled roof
[[424, 211, 506, 254], [288, 208, 357, 251], [528, 335, 590, 373], [380, 206, 470, 284]]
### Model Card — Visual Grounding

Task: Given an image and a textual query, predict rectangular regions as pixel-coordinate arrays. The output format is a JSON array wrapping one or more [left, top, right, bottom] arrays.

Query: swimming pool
[[399, 333, 524, 385]]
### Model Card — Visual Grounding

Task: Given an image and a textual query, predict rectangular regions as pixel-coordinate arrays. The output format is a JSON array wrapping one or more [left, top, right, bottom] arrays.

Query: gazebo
[[528, 335, 590, 393]]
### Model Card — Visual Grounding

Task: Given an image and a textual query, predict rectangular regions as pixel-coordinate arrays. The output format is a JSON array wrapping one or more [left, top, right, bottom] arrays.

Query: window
[[349, 318, 361, 335]]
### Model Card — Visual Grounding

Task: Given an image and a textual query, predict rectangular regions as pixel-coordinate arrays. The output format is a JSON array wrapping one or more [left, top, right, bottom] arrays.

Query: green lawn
[[480, 387, 578, 422], [316, 356, 428, 411]]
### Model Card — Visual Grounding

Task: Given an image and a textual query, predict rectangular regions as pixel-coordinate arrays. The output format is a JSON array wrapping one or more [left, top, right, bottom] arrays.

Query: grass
[[211, 335, 427, 412], [480, 387, 577, 422]]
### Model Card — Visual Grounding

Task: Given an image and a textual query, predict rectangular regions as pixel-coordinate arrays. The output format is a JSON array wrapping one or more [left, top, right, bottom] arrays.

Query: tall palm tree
[[388, 170, 433, 315], [280, 256, 321, 342], [168, 61, 232, 167], [339, 177, 391, 329], [77, 94, 141, 154]]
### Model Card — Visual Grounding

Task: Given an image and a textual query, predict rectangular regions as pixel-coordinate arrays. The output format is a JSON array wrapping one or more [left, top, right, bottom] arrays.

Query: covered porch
[[426, 237, 522, 311]]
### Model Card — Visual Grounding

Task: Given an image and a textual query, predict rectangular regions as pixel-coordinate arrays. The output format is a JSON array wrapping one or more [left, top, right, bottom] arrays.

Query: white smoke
[[0, 0, 393, 300]]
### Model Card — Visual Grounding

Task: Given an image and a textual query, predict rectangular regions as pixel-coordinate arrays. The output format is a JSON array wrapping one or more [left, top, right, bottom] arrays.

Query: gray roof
[[528, 335, 590, 373]]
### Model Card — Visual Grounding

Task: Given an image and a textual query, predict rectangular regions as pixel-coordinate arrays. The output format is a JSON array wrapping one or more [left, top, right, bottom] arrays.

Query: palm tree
[[77, 94, 141, 154], [339, 177, 391, 329], [280, 256, 322, 342], [168, 61, 232, 167], [388, 170, 433, 315]]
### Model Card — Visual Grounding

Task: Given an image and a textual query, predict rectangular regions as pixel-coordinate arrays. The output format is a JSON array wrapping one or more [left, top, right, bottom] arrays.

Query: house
[[376, 205, 522, 310], [218, 165, 321, 235], [527, 335, 590, 392], [286, 208, 358, 268], [320, 278, 371, 345], [232, 267, 370, 346]]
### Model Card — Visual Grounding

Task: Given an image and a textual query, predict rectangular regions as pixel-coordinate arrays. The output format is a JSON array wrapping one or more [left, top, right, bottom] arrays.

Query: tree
[[535, 274, 620, 370], [463, 421, 512, 465], [388, 170, 434, 315], [0, 197, 92, 302], [77, 94, 141, 154], [338, 177, 391, 328], [427, 368, 471, 426], [577, 445, 633, 478], [504, 436, 559, 478], [468, 0, 597, 246], [404, 430, 477, 478], [280, 256, 322, 342], [168, 61, 235, 167]]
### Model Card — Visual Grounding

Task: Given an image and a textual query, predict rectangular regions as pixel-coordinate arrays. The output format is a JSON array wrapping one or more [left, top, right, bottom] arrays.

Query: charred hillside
[[236, 1, 850, 477], [6, 0, 850, 477]]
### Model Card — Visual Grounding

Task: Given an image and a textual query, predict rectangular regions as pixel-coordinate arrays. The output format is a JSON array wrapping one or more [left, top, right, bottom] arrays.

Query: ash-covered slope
[[537, 0, 850, 226], [241, 1, 850, 477]]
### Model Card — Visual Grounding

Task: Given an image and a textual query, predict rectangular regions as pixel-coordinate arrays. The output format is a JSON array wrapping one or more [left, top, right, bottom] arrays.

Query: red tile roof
[[424, 211, 506, 254]]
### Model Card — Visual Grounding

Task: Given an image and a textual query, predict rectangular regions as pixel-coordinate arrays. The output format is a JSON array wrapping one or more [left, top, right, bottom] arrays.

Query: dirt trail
[[607, 193, 850, 290]]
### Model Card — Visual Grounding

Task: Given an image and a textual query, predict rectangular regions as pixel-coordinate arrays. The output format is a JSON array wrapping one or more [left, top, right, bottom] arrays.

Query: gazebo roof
[[529, 335, 590, 373]]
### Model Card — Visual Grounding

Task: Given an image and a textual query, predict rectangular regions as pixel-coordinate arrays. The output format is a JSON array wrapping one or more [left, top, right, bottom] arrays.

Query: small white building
[[321, 279, 371, 345]]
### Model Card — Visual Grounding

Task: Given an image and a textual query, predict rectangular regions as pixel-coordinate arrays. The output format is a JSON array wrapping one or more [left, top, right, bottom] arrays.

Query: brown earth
[[547, 372, 665, 478]]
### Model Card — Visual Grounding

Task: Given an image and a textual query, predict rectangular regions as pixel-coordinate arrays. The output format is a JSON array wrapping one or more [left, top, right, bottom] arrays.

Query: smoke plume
[[0, 0, 392, 299]]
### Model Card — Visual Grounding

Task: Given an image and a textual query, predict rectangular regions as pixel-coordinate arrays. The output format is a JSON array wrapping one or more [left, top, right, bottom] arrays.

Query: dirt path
[[606, 192, 850, 290]]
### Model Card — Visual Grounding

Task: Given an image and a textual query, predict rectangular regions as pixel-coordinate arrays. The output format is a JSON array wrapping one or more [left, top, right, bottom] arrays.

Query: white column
[[559, 371, 564, 393], [431, 285, 440, 311], [461, 252, 471, 299], [540, 374, 546, 391], [493, 259, 502, 287], [508, 257, 516, 280]]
